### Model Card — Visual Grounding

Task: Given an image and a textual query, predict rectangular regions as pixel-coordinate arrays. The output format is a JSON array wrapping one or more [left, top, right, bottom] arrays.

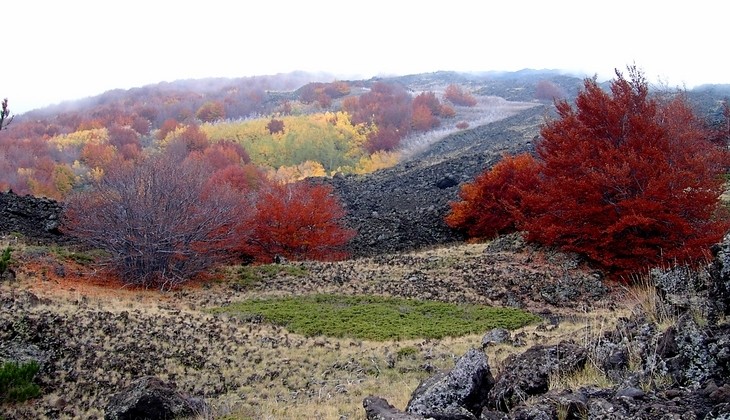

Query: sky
[[4, 0, 728, 113]]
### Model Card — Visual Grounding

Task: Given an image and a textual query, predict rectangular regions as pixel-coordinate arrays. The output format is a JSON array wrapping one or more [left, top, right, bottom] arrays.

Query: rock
[[487, 341, 587, 411], [0, 191, 71, 245], [0, 341, 52, 371], [481, 328, 511, 348], [406, 348, 495, 420], [104, 376, 208, 420], [363, 396, 425, 420], [436, 175, 459, 189], [663, 314, 714, 389]]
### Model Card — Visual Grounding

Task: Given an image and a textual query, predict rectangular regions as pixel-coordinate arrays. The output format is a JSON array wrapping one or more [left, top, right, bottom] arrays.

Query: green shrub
[[0, 361, 41, 403], [211, 294, 539, 341], [0, 247, 11, 276]]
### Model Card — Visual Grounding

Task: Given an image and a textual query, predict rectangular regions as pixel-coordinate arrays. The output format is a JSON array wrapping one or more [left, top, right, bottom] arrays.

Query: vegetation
[[211, 294, 539, 341], [62, 152, 249, 289], [242, 182, 355, 263], [0, 99, 13, 130], [63, 146, 354, 287], [447, 67, 730, 279], [0, 361, 41, 403], [0, 247, 11, 276], [444, 84, 478, 107]]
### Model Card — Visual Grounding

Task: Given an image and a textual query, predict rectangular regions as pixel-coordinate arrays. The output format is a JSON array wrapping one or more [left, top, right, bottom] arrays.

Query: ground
[[0, 237, 632, 420]]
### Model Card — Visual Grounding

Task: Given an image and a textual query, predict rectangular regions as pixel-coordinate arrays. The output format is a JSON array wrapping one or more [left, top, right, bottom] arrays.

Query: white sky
[[4, 0, 728, 113]]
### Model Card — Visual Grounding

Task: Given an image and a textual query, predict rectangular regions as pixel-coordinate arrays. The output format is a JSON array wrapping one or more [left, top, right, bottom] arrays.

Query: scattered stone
[[363, 396, 425, 420]]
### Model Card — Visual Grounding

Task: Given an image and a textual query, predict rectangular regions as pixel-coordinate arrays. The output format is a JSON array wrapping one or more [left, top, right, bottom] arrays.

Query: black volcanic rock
[[319, 105, 546, 258]]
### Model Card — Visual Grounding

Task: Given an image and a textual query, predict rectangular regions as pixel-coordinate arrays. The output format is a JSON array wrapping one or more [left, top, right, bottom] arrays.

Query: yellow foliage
[[268, 161, 328, 184], [355, 150, 400, 174], [52, 164, 76, 196], [49, 128, 109, 150], [200, 112, 373, 173]]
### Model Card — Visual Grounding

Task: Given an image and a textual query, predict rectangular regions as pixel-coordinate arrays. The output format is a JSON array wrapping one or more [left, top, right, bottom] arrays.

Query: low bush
[[211, 294, 539, 341], [0, 361, 41, 403]]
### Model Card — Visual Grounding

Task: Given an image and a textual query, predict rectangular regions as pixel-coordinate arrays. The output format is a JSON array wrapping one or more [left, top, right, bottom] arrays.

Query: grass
[[210, 294, 540, 341], [0, 361, 41, 403], [221, 264, 309, 290]]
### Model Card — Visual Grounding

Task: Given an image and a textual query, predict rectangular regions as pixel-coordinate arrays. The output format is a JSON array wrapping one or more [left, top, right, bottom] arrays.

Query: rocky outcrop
[[104, 376, 207, 420], [364, 235, 730, 419], [406, 348, 494, 419], [0, 191, 68, 244], [321, 106, 545, 258]]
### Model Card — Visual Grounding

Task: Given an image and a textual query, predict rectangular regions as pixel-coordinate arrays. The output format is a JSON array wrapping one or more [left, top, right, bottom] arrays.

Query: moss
[[210, 294, 539, 341]]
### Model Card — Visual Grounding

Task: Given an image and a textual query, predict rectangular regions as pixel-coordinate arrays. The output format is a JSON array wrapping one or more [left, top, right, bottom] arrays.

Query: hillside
[[1, 70, 730, 420]]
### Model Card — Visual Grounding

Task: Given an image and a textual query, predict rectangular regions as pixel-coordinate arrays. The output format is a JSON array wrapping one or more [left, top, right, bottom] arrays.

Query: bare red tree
[[62, 153, 251, 289]]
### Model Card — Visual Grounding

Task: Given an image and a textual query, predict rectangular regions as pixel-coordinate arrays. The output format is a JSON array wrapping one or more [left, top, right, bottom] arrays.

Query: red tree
[[243, 182, 355, 262], [522, 68, 730, 277], [446, 153, 539, 238], [444, 84, 477, 107]]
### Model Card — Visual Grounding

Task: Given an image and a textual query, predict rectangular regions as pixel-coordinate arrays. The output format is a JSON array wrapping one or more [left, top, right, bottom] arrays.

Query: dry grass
[[0, 239, 626, 419]]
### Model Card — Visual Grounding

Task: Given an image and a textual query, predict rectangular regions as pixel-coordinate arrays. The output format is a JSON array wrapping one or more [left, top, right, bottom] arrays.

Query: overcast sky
[[5, 0, 727, 113]]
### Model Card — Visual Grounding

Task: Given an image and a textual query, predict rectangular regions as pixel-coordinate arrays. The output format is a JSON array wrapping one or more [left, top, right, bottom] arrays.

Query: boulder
[[104, 376, 207, 420], [363, 396, 425, 420], [487, 341, 586, 411], [406, 348, 495, 420]]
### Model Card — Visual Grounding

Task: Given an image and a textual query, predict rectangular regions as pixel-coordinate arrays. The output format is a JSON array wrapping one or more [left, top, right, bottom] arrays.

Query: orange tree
[[242, 181, 355, 262], [447, 67, 730, 279]]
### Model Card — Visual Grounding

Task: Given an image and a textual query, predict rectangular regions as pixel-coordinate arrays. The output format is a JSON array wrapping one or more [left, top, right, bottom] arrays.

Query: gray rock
[[363, 396, 425, 420], [487, 341, 587, 411], [406, 348, 495, 419], [481, 328, 511, 348], [104, 376, 208, 420]]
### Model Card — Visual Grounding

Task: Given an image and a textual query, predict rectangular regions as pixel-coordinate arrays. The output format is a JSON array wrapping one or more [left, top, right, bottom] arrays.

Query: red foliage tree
[[242, 182, 355, 262], [535, 80, 566, 101], [266, 118, 285, 135], [343, 81, 413, 152], [444, 84, 477, 107], [521, 68, 730, 278], [176, 124, 209, 152], [157, 118, 180, 140], [446, 153, 539, 238], [411, 92, 442, 131], [196, 101, 226, 123]]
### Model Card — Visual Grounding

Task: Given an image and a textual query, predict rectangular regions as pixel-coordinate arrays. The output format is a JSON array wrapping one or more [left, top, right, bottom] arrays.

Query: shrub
[[0, 247, 11, 276], [0, 361, 41, 403], [242, 182, 355, 262], [444, 84, 477, 107], [448, 67, 730, 279], [63, 152, 250, 289], [446, 153, 539, 238]]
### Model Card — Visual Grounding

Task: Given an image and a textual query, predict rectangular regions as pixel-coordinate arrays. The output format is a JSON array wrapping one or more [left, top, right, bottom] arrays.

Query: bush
[[63, 153, 250, 289], [448, 67, 730, 279], [0, 361, 41, 403], [210, 294, 539, 341], [0, 247, 11, 276]]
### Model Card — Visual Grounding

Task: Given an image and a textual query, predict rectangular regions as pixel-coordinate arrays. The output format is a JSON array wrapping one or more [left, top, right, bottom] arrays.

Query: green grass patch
[[210, 294, 539, 341], [0, 361, 41, 403]]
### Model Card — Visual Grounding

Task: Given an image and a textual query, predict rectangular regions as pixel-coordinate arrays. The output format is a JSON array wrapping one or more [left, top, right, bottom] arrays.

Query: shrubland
[[447, 67, 730, 279]]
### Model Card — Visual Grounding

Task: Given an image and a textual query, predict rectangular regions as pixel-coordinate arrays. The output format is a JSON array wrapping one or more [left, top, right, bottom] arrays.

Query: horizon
[[6, 1, 728, 114]]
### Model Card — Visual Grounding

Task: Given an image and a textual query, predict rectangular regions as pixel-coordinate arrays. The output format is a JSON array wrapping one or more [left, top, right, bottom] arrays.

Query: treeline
[[0, 77, 478, 199]]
